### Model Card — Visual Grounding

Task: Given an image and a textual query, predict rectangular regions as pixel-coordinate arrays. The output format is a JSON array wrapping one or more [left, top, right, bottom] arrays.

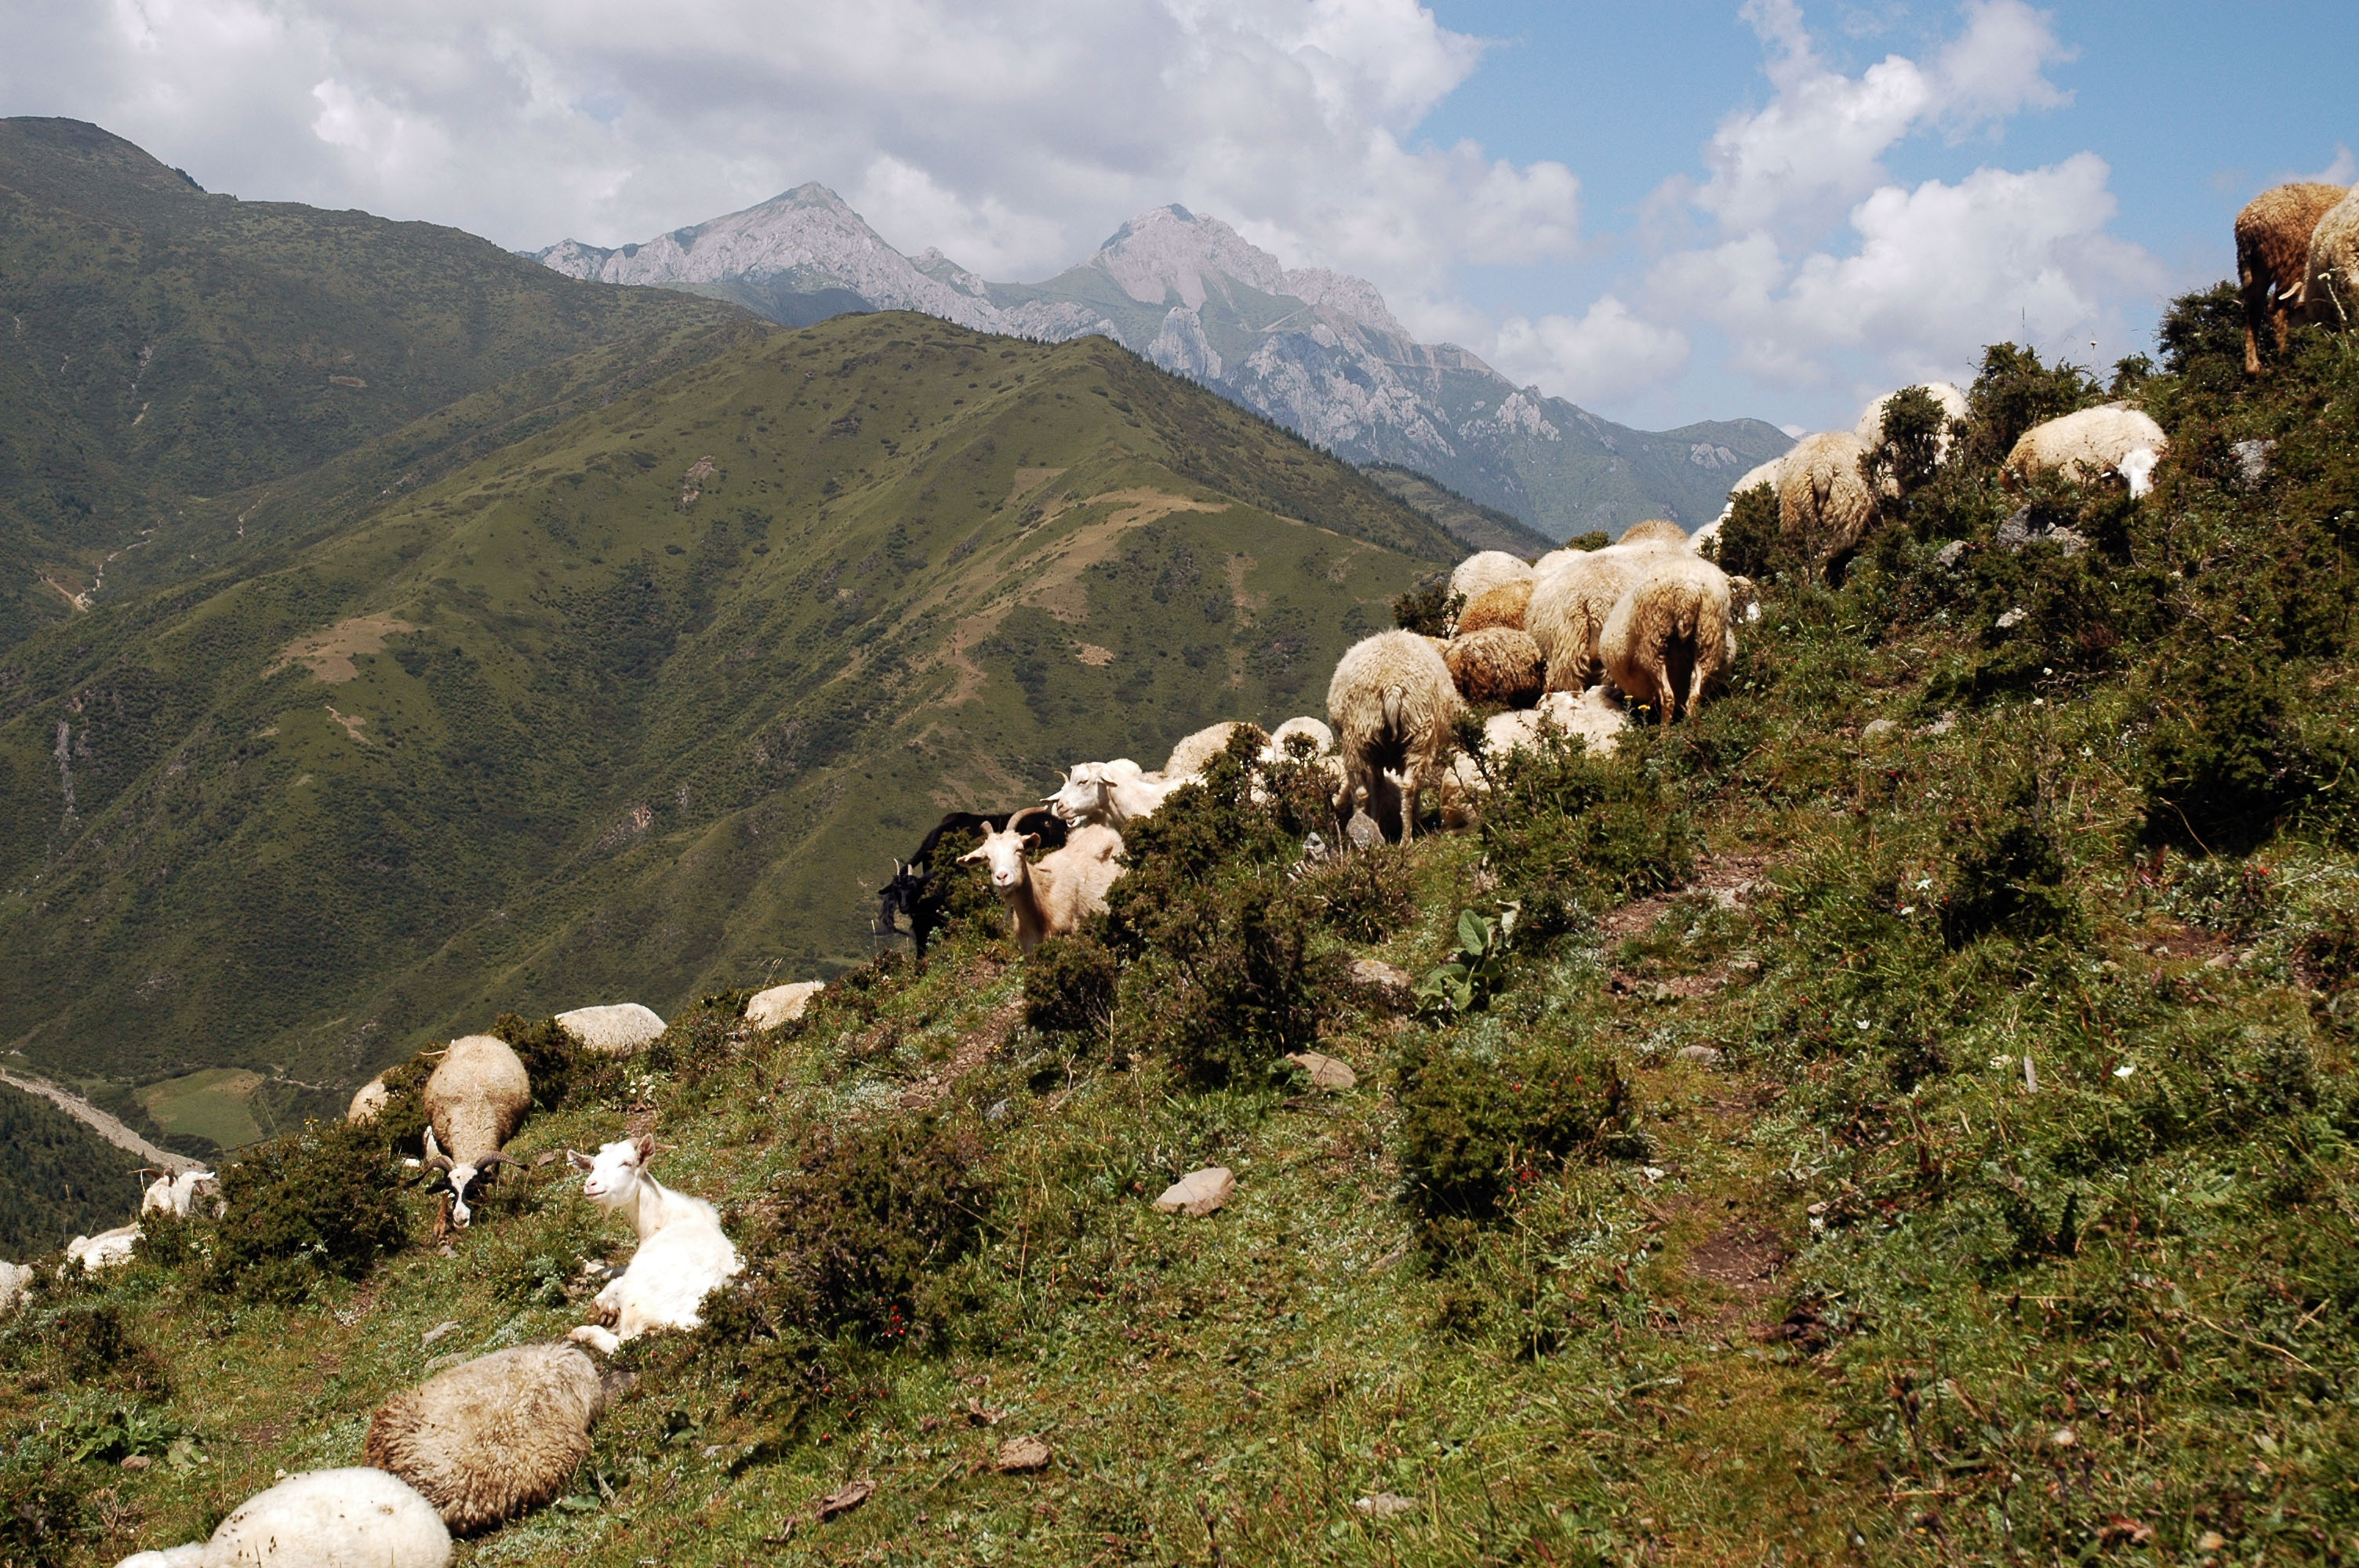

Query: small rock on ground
[[815, 1479, 874, 1521], [1355, 1493, 1415, 1519], [997, 1437, 1052, 1473], [1674, 1044, 1725, 1068], [1860, 718, 1896, 742], [1284, 1051, 1357, 1091], [1154, 1167, 1234, 1218], [1349, 959, 1414, 993], [420, 1320, 460, 1347]]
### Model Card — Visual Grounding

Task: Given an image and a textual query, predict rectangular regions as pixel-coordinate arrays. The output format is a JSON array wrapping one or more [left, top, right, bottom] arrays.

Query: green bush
[[1395, 1034, 1630, 1250], [1862, 384, 1951, 510], [2137, 661, 2328, 855], [1024, 930, 1118, 1037], [1289, 843, 1412, 943], [493, 1012, 587, 1110], [1711, 481, 1783, 579], [1961, 343, 2103, 470], [46, 1305, 170, 1399], [0, 1454, 90, 1568], [1937, 779, 2077, 946], [1475, 735, 1694, 926], [1392, 575, 1460, 636], [1119, 878, 1330, 1089], [204, 1118, 409, 1301]]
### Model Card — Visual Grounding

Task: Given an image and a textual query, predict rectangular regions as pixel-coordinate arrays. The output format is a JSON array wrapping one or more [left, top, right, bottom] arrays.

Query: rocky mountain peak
[[1092, 204, 1289, 310]]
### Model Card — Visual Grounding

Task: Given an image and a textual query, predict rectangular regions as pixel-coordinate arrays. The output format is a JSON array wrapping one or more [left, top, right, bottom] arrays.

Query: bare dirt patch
[[324, 704, 369, 742], [1005, 466, 1068, 508], [273, 613, 419, 683], [1072, 642, 1116, 666]]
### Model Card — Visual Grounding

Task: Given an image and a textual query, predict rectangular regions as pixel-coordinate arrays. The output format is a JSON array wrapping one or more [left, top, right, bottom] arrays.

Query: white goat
[[139, 1167, 220, 1219], [961, 821, 1125, 955], [64, 1225, 140, 1276], [565, 1136, 741, 1356], [1047, 760, 1182, 829]]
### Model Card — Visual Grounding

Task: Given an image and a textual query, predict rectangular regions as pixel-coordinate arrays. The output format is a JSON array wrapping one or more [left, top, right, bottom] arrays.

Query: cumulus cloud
[[1490, 299, 1691, 408], [1625, 0, 2158, 408], [0, 0, 1576, 315]]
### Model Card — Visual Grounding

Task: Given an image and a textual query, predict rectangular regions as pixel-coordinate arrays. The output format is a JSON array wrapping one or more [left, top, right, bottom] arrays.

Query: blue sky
[[3, 0, 2351, 432]]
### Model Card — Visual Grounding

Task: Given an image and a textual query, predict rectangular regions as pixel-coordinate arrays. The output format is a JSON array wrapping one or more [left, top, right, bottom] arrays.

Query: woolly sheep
[[365, 1343, 608, 1534], [1445, 627, 1546, 708], [554, 1004, 666, 1056], [1619, 519, 1688, 548], [565, 1136, 742, 1355], [1776, 431, 1875, 577], [64, 1224, 139, 1276], [114, 1466, 451, 1568], [1438, 689, 1628, 828], [422, 1035, 532, 1229], [2003, 406, 2168, 496], [2238, 182, 2350, 372], [1853, 382, 1968, 463], [140, 1167, 220, 1218], [1326, 630, 1460, 844], [960, 820, 1125, 954], [1162, 720, 1262, 781], [347, 1074, 390, 1123], [1453, 579, 1532, 635], [1525, 546, 1667, 692], [1601, 554, 1739, 722], [2302, 185, 2359, 329], [744, 980, 824, 1030], [1448, 550, 1535, 607], [1260, 715, 1335, 759]]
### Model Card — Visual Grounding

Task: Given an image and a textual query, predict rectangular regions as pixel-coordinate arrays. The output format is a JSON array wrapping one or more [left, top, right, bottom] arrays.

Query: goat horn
[[478, 1151, 522, 1169]]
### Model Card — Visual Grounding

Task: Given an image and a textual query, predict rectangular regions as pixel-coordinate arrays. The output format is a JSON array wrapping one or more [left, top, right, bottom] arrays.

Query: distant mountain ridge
[[535, 195, 1790, 540]]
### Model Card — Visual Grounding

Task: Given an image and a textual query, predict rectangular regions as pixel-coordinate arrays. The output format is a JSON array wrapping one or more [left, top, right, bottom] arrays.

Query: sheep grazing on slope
[[565, 1136, 742, 1355], [744, 980, 824, 1030], [1453, 579, 1532, 635], [2004, 406, 2168, 497], [878, 808, 1071, 963], [1445, 628, 1546, 708], [1619, 519, 1688, 548], [1448, 550, 1534, 608], [2238, 182, 2350, 372], [554, 1004, 666, 1056], [1601, 554, 1739, 722], [1525, 546, 1666, 692], [140, 1167, 220, 1218], [1326, 630, 1460, 844], [2303, 185, 2359, 328], [114, 1466, 452, 1568], [347, 1074, 390, 1122], [422, 1035, 532, 1229], [1048, 760, 1182, 829], [1162, 720, 1263, 781], [1776, 431, 1875, 577], [1854, 382, 1968, 462], [961, 820, 1126, 955], [365, 1343, 609, 1534]]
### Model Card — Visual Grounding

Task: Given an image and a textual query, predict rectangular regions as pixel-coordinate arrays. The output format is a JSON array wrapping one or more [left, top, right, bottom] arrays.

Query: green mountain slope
[[0, 117, 744, 648], [1362, 463, 1558, 555], [0, 1080, 147, 1255], [0, 311, 1454, 1118]]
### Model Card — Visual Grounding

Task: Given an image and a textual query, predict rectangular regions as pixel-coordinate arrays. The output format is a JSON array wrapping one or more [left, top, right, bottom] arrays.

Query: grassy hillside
[[0, 1081, 147, 1256], [5, 283, 2356, 1566], [0, 310, 1456, 1124], [1362, 463, 1558, 555], [0, 117, 745, 647]]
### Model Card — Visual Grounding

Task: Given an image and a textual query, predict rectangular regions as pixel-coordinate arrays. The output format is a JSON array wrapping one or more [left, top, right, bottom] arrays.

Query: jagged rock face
[[532, 191, 1789, 539]]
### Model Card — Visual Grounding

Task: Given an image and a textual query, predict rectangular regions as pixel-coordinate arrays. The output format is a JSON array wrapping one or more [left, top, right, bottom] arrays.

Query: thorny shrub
[[203, 1117, 409, 1301]]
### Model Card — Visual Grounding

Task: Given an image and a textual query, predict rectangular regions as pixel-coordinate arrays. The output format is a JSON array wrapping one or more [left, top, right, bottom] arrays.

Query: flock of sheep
[[19, 179, 2356, 1565]]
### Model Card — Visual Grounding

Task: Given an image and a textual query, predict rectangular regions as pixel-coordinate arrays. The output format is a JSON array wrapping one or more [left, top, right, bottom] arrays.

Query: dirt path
[[0, 1069, 202, 1172]]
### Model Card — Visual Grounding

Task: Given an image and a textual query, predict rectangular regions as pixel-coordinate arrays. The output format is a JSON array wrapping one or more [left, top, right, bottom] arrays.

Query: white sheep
[[1325, 630, 1460, 844], [1601, 554, 1739, 722], [2301, 184, 2359, 328], [365, 1343, 609, 1534], [0, 1260, 29, 1314], [1260, 715, 1335, 760], [1047, 760, 1182, 829], [565, 1136, 742, 1355], [2003, 406, 2168, 496], [744, 980, 824, 1029], [114, 1467, 452, 1568], [1776, 430, 1876, 576], [1525, 545, 1671, 693], [64, 1224, 140, 1276], [422, 1035, 532, 1229], [1448, 550, 1534, 608], [140, 1167, 220, 1218], [1161, 720, 1259, 780], [554, 1004, 666, 1056], [347, 1074, 390, 1123], [2240, 182, 2351, 369], [1436, 690, 1628, 827], [960, 820, 1125, 954], [1618, 519, 1688, 547], [1853, 381, 1968, 463]]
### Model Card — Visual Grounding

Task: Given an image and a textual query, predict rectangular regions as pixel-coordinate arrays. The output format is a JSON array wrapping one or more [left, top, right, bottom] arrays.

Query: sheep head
[[424, 1128, 519, 1228], [958, 823, 1038, 892], [571, 1136, 657, 1213]]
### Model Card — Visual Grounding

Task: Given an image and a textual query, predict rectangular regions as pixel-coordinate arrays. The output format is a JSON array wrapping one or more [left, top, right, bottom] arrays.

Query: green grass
[[134, 1070, 264, 1150]]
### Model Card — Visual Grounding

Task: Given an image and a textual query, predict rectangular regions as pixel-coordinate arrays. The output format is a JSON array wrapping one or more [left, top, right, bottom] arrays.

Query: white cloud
[[1, 0, 1575, 313], [1491, 299, 1691, 408]]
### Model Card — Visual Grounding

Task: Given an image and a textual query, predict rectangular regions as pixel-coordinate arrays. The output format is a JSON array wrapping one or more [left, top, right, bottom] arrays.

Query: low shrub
[[1119, 877, 1331, 1089], [47, 1305, 170, 1399], [1289, 844, 1412, 943], [0, 1454, 90, 1568], [1937, 779, 2077, 946], [493, 1012, 587, 1110], [1392, 575, 1459, 637], [1477, 736, 1695, 921], [1023, 930, 1118, 1038], [1712, 481, 1784, 580], [204, 1118, 409, 1301], [1395, 1033, 1630, 1251]]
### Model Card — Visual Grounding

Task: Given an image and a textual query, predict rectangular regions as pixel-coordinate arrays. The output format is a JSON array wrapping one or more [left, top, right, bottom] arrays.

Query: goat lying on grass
[[565, 1136, 740, 1355]]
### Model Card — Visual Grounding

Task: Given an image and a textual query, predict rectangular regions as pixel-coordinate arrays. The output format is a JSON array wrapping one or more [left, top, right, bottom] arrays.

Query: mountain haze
[[0, 310, 1454, 1131], [536, 194, 1791, 541]]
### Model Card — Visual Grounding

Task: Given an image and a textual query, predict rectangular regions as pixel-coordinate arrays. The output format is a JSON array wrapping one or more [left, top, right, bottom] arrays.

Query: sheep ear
[[566, 1149, 594, 1171], [633, 1134, 655, 1164]]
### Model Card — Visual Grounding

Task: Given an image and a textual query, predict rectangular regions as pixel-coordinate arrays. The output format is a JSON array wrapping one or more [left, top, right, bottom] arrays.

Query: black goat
[[875, 807, 1068, 962]]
